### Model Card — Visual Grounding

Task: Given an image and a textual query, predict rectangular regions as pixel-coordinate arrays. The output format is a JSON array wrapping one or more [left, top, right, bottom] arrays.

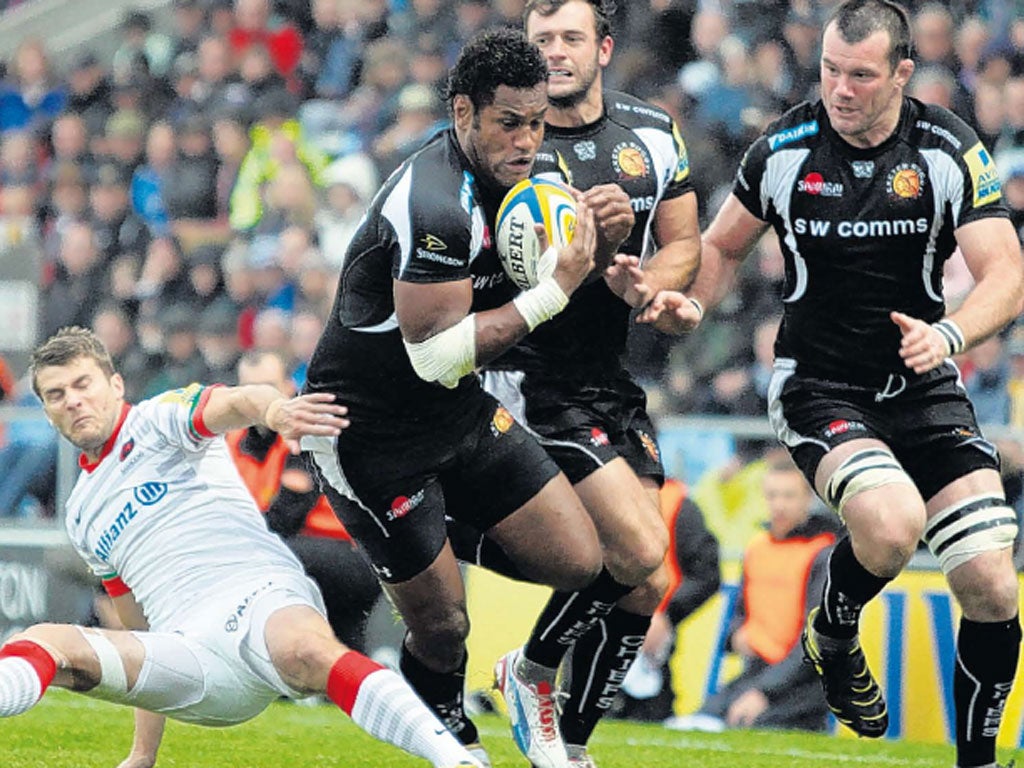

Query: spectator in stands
[[40, 164, 87, 260], [0, 130, 39, 188], [64, 51, 113, 140], [954, 16, 991, 95], [256, 161, 318, 234], [169, 0, 207, 60], [666, 455, 838, 733], [197, 300, 242, 384], [251, 307, 292, 355], [42, 222, 108, 336], [973, 80, 1006, 152], [135, 235, 195, 315], [316, 152, 378, 269], [129, 120, 175, 238], [102, 109, 147, 172], [113, 10, 174, 83], [45, 113, 95, 190], [909, 64, 957, 109], [289, 309, 323, 390], [614, 478, 721, 722], [965, 335, 1012, 425], [227, 349, 382, 651], [336, 37, 410, 147], [229, 90, 327, 233], [0, 375, 56, 519], [995, 76, 1024, 175], [912, 3, 957, 78], [300, 0, 359, 100], [229, 0, 304, 84], [0, 38, 65, 134], [87, 162, 148, 263], [164, 114, 220, 227], [142, 302, 209, 397], [371, 83, 445, 177], [91, 303, 158, 402]]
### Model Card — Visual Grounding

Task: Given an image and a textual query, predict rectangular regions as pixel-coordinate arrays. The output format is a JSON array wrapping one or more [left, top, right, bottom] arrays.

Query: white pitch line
[[475, 724, 936, 766]]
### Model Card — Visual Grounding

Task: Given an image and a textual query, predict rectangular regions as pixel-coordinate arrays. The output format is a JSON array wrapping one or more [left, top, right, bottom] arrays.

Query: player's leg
[[263, 603, 482, 768], [557, 466, 669, 760], [445, 402, 604, 768], [924, 469, 1019, 768], [0, 623, 146, 716], [800, 436, 921, 736]]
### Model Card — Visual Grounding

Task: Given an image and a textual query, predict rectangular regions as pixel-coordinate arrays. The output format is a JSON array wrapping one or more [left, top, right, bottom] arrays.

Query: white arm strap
[[403, 314, 477, 389]]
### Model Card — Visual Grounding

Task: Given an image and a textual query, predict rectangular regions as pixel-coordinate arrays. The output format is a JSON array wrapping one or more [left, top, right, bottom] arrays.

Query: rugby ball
[[495, 177, 576, 290]]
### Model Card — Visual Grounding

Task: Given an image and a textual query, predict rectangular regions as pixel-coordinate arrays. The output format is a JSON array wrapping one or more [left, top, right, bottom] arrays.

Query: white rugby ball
[[495, 177, 576, 290]]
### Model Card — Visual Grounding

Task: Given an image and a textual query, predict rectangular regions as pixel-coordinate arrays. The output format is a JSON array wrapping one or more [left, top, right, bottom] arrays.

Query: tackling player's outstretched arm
[[893, 217, 1024, 375], [397, 201, 597, 388], [638, 193, 767, 334], [198, 385, 349, 443]]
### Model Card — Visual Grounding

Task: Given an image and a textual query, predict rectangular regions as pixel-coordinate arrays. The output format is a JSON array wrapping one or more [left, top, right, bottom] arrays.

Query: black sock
[[524, 567, 634, 668], [560, 607, 651, 746], [954, 616, 1021, 768], [814, 536, 892, 640], [399, 642, 479, 745]]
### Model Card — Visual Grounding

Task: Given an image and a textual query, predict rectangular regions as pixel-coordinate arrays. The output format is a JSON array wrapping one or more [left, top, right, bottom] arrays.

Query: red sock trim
[[0, 640, 57, 692], [327, 651, 385, 715]]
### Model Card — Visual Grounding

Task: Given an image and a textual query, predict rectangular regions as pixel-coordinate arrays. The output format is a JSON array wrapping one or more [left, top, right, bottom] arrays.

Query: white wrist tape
[[403, 314, 477, 389], [513, 277, 569, 332], [932, 318, 965, 356]]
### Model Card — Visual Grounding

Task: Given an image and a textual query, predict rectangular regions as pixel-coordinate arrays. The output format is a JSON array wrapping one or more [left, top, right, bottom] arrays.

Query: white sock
[[0, 657, 43, 716], [350, 668, 477, 767]]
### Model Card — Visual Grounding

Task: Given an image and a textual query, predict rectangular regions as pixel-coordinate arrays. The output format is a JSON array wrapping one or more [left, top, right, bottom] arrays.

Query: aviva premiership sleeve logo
[[963, 142, 1001, 206]]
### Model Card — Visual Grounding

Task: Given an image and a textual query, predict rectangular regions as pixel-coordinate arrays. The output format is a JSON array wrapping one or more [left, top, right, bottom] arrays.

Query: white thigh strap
[[76, 629, 128, 696], [924, 493, 1018, 575]]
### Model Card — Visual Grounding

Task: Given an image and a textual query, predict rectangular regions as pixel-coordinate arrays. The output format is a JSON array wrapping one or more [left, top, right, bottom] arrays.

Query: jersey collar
[[79, 402, 132, 473]]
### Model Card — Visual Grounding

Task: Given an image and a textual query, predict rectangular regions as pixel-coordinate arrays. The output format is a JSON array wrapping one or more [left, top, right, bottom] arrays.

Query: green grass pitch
[[2, 689, 1007, 767]]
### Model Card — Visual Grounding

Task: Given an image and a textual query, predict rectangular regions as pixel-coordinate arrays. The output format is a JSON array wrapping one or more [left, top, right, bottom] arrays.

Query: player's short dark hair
[[826, 0, 912, 71], [443, 27, 549, 112], [524, 0, 615, 40], [31, 326, 115, 397]]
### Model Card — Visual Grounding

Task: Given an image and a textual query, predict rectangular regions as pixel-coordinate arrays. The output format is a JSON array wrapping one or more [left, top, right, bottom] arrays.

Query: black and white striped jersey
[[734, 97, 1009, 384], [491, 90, 694, 377], [305, 129, 514, 450]]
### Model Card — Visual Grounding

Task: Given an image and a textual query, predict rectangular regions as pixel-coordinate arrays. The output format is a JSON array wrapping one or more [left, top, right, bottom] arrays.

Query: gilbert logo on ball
[[495, 177, 576, 290]]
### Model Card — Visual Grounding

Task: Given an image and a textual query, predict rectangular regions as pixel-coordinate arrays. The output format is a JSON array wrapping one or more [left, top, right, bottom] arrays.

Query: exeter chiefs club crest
[[491, 406, 514, 436], [887, 163, 925, 199], [574, 140, 597, 161], [612, 141, 650, 179], [637, 430, 660, 463]]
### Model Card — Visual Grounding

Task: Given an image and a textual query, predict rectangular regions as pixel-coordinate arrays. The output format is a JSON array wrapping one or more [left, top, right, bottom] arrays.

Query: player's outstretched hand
[[579, 183, 635, 255], [892, 311, 949, 374], [637, 290, 703, 334], [266, 393, 350, 453], [604, 254, 652, 308], [550, 198, 596, 296]]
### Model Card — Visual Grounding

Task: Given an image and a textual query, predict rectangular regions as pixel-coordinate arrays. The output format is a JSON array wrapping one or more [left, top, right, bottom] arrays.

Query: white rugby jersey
[[63, 384, 305, 631]]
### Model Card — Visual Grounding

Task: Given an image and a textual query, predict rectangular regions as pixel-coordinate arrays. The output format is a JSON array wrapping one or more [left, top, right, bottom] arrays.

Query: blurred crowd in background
[[1, 0, 1024, 522]]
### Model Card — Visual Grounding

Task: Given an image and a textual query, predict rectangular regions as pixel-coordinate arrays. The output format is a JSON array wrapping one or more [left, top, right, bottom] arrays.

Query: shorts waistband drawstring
[[874, 373, 907, 402]]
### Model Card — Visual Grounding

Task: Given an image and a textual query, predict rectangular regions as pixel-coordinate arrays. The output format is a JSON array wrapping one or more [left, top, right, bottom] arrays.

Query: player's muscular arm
[[397, 202, 597, 388], [639, 193, 766, 334], [642, 191, 701, 294], [894, 217, 1023, 374], [950, 217, 1024, 346]]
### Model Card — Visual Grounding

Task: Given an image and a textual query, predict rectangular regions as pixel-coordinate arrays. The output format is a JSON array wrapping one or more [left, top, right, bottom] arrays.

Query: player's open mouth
[[548, 69, 572, 80]]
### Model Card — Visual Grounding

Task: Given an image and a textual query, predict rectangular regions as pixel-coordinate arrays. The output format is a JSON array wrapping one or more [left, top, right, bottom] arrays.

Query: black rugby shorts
[[768, 359, 999, 501]]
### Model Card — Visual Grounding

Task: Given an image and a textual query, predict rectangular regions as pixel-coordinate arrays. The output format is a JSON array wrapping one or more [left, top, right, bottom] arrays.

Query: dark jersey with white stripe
[[734, 97, 1009, 384], [491, 90, 694, 377], [305, 129, 516, 451]]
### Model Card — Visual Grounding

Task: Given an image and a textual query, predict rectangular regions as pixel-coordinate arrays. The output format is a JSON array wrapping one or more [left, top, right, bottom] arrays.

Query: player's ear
[[893, 57, 914, 89], [453, 94, 474, 132], [111, 372, 126, 400], [598, 34, 614, 68]]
